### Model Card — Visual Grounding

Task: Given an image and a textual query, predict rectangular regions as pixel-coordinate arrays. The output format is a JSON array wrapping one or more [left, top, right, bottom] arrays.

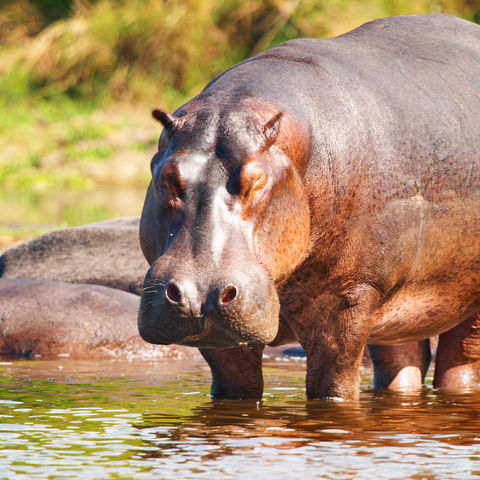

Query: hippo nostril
[[220, 285, 238, 304], [166, 282, 181, 304]]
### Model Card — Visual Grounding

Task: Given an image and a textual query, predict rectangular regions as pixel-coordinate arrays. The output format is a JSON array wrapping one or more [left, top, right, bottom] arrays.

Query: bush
[[1, 0, 478, 110]]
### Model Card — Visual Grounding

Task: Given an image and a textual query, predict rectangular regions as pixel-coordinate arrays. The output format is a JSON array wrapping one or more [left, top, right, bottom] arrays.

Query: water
[[1, 355, 480, 480], [0, 185, 146, 251]]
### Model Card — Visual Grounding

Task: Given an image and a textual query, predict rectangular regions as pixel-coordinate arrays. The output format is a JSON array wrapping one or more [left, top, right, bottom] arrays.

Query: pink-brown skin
[[433, 313, 480, 391], [0, 278, 194, 361], [368, 341, 431, 390], [138, 14, 480, 400]]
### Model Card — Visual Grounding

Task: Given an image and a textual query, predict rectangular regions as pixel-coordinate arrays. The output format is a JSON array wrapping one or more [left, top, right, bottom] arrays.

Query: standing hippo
[[138, 14, 480, 400]]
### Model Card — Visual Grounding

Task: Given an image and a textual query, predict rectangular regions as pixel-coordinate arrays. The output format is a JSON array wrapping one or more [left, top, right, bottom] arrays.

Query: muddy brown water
[[1, 353, 480, 480]]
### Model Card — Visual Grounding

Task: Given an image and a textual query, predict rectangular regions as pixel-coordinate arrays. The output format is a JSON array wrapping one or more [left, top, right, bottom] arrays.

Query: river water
[[1, 353, 480, 480], [0, 186, 147, 251]]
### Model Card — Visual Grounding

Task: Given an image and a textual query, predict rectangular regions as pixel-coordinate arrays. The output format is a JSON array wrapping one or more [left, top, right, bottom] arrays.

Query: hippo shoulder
[[203, 13, 479, 96], [275, 14, 480, 60]]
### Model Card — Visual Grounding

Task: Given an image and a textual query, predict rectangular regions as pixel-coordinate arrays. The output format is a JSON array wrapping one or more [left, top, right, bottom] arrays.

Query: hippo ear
[[152, 109, 178, 136], [261, 112, 283, 150]]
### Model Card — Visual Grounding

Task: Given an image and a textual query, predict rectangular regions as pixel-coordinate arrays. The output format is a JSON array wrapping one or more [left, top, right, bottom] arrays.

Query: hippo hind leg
[[433, 311, 480, 391], [368, 340, 431, 390]]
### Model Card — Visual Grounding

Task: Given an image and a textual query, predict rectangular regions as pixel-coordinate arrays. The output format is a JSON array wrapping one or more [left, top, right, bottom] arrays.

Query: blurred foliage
[[28, 0, 74, 24], [1, 0, 478, 109], [0, 184, 149, 250]]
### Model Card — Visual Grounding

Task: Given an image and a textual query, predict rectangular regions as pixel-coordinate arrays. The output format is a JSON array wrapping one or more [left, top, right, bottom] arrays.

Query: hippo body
[[0, 278, 193, 360], [138, 14, 480, 399], [0, 217, 148, 294]]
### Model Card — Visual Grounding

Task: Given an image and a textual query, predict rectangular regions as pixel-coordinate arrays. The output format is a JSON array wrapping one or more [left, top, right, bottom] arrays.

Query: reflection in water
[[1, 357, 480, 479], [138, 390, 480, 479]]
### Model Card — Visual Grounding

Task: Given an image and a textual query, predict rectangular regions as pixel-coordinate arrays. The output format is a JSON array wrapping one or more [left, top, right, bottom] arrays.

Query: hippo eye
[[239, 161, 267, 198], [227, 160, 268, 199], [215, 140, 233, 159], [156, 161, 185, 210]]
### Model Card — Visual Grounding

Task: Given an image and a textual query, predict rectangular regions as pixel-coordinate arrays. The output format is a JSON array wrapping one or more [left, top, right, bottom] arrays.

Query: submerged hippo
[[0, 217, 148, 294], [138, 14, 480, 399], [0, 278, 194, 360]]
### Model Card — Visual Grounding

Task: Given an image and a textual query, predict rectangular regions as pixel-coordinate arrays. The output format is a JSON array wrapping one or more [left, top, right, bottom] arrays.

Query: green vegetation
[[2, 0, 478, 105]]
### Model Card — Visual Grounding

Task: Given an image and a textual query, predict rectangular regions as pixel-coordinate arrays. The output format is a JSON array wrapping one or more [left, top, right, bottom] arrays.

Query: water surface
[[0, 185, 146, 251], [1, 355, 479, 479]]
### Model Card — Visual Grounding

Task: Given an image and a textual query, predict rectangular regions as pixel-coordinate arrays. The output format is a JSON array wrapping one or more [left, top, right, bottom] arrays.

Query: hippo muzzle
[[137, 257, 280, 348]]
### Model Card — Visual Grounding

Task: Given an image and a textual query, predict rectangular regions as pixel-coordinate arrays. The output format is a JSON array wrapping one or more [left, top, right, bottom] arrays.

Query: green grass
[[0, 94, 154, 189]]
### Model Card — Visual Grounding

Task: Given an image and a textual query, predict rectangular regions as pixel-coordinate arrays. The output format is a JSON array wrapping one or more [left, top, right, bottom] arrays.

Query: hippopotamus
[[0, 278, 194, 360], [137, 14, 480, 399], [0, 217, 148, 294]]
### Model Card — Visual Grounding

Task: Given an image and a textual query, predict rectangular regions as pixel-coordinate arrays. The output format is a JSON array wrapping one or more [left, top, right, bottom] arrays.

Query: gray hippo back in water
[[0, 278, 194, 360], [0, 217, 148, 294], [138, 14, 480, 400], [0, 219, 192, 360]]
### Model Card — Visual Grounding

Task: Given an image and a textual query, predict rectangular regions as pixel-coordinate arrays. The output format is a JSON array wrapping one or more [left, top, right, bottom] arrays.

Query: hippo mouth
[[140, 312, 269, 349], [178, 317, 263, 348], [138, 293, 277, 348]]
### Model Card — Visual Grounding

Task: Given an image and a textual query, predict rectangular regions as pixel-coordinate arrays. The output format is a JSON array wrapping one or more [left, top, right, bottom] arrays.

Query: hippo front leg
[[300, 285, 380, 400], [199, 346, 264, 399]]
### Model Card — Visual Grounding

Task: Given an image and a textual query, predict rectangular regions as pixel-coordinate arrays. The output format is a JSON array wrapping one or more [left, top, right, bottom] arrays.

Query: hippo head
[[138, 95, 310, 348]]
